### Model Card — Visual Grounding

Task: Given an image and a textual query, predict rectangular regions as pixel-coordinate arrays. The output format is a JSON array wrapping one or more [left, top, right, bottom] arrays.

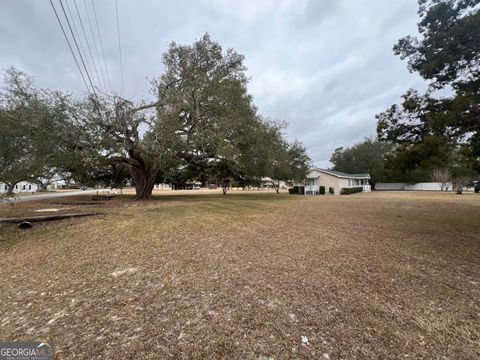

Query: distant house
[[154, 183, 173, 190], [260, 177, 287, 190], [0, 181, 41, 193], [305, 168, 371, 195]]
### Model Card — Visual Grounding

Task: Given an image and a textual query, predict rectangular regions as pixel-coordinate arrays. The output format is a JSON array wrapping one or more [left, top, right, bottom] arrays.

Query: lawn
[[0, 191, 479, 359]]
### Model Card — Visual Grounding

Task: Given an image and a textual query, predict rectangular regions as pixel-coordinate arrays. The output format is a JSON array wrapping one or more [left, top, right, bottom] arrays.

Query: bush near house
[[329, 187, 334, 195], [474, 182, 480, 193], [319, 186, 325, 195], [288, 186, 305, 195], [341, 187, 363, 195]]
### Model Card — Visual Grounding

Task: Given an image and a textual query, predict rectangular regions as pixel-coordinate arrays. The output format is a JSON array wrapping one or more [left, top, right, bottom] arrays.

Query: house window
[[15, 185, 18, 189], [29, 184, 32, 190], [23, 185, 26, 190]]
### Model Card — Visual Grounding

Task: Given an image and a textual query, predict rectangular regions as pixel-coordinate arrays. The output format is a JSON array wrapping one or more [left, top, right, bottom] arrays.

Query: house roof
[[310, 168, 370, 179]]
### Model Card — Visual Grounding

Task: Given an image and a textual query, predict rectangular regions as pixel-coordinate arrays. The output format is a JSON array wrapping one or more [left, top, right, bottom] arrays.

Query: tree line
[[331, 0, 479, 188], [0, 35, 310, 199]]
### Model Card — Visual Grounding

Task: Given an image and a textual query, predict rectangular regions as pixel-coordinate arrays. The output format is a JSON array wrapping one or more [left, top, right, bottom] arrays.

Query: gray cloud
[[0, 0, 426, 167]]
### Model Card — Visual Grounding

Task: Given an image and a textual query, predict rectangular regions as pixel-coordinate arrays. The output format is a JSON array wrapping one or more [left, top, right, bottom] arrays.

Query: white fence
[[375, 182, 453, 191], [375, 183, 405, 191]]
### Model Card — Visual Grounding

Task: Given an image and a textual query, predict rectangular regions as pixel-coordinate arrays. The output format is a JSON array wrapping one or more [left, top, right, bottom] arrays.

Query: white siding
[[0, 181, 40, 193]]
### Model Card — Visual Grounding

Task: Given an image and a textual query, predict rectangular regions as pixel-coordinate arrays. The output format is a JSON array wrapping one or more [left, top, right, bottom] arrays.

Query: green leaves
[[1, 35, 309, 197], [377, 0, 480, 177], [0, 68, 71, 189], [396, 0, 480, 88], [330, 138, 394, 184], [152, 34, 309, 188]]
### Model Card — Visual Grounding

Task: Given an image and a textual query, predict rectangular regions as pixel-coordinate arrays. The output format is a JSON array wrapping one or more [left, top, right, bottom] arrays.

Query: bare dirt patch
[[0, 192, 479, 359]]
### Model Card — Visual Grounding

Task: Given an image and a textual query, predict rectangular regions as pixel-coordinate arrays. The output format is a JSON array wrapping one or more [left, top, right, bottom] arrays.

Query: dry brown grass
[[0, 191, 479, 359]]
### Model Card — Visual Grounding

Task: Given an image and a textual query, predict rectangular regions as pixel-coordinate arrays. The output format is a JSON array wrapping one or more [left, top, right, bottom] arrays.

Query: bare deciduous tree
[[431, 168, 452, 191]]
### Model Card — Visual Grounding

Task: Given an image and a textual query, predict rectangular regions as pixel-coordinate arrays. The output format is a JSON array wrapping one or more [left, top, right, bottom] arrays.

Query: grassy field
[[0, 191, 479, 359]]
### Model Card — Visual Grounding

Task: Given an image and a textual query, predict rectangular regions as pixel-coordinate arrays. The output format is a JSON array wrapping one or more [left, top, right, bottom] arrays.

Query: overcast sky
[[0, 0, 426, 167]]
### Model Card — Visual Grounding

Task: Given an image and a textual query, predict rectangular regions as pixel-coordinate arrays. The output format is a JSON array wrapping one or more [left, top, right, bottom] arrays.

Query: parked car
[[474, 181, 480, 193]]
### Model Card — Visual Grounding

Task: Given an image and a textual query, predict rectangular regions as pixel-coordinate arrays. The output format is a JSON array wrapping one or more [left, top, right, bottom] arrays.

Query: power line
[[49, 0, 90, 93], [73, 0, 103, 92], [82, 0, 109, 92], [64, 0, 98, 91], [90, 0, 112, 90], [58, 0, 97, 96], [114, 0, 125, 94]]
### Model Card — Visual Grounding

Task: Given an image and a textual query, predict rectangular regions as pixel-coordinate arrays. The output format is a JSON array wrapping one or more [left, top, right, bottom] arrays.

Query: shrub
[[340, 187, 363, 195], [289, 186, 305, 195], [319, 186, 325, 195], [329, 187, 334, 195]]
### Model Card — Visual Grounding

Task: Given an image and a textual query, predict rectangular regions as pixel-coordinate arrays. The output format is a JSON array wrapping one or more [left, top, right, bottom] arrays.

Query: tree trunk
[[453, 181, 463, 195], [221, 178, 230, 195], [130, 166, 159, 200], [5, 182, 14, 196]]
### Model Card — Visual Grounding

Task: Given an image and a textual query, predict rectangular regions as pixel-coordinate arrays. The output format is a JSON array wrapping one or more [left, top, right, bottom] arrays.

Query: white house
[[0, 181, 41, 194], [154, 183, 173, 190], [305, 168, 371, 195], [260, 177, 288, 190]]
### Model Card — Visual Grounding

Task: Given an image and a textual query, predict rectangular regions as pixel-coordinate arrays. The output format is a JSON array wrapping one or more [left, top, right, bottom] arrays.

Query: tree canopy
[[0, 35, 310, 198], [0, 68, 73, 194], [330, 138, 395, 186], [377, 0, 480, 178]]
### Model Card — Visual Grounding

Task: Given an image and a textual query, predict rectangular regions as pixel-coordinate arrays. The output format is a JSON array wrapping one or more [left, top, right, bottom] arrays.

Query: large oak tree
[[1, 35, 310, 199], [68, 35, 310, 199], [377, 0, 480, 176]]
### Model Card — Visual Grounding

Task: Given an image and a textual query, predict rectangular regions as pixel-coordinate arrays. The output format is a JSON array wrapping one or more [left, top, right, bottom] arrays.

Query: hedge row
[[289, 186, 334, 195], [340, 187, 363, 195], [288, 186, 305, 194], [289, 186, 362, 195]]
